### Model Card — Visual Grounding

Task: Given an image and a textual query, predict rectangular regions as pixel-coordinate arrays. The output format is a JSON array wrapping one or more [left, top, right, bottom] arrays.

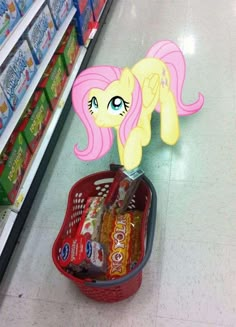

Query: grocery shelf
[[12, 47, 87, 213], [0, 7, 77, 154], [0, 0, 46, 66], [0, 0, 113, 283]]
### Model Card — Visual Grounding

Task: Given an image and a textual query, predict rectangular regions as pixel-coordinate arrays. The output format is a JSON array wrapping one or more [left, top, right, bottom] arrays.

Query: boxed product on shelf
[[38, 54, 67, 110], [0, 40, 37, 110], [0, 130, 32, 205], [26, 4, 56, 64], [0, 85, 13, 136], [47, 0, 73, 29], [77, 0, 87, 14], [56, 25, 79, 75], [76, 0, 93, 45], [90, 0, 105, 21], [14, 0, 33, 16], [0, 0, 21, 46], [18, 89, 52, 153]]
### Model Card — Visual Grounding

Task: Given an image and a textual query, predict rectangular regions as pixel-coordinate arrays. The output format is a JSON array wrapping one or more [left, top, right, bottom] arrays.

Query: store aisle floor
[[1, 1, 236, 326]]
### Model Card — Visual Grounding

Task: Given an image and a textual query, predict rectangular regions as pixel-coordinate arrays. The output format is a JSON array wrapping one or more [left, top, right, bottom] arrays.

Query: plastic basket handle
[[84, 174, 157, 288]]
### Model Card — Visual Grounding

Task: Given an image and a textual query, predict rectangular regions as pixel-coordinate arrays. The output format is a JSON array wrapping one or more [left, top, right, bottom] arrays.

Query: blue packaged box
[[26, 5, 56, 64], [76, 0, 93, 45], [0, 0, 21, 45], [0, 85, 13, 136], [14, 0, 33, 16], [48, 0, 73, 29], [0, 40, 37, 110]]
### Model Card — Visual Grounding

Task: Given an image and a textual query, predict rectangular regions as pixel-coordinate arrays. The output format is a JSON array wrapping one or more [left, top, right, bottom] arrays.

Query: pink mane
[[146, 40, 204, 116], [72, 66, 142, 161]]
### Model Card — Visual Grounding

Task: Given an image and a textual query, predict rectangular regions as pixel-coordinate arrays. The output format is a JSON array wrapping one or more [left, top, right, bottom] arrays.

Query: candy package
[[105, 167, 144, 214], [100, 210, 143, 279], [78, 196, 105, 241], [59, 234, 106, 278]]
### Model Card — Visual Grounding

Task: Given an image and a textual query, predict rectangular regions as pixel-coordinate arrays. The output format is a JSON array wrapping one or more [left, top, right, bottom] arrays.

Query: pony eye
[[107, 96, 129, 115], [88, 96, 98, 113]]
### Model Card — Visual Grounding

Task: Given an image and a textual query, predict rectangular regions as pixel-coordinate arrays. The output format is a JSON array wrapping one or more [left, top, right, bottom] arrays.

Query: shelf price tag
[[58, 100, 65, 109], [15, 194, 24, 208]]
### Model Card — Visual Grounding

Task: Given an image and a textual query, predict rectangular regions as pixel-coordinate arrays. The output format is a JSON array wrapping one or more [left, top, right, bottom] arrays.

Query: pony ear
[[120, 68, 135, 93]]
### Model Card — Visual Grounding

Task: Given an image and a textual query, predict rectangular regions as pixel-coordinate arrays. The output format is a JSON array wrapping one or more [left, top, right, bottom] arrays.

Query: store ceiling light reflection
[[179, 35, 196, 55]]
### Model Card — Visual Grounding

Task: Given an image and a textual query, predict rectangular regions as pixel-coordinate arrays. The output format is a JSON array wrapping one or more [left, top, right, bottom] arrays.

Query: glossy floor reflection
[[1, 1, 236, 326]]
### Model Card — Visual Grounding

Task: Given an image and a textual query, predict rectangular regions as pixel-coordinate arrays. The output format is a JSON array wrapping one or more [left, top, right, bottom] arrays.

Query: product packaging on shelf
[[47, 0, 73, 29], [77, 0, 87, 15], [26, 4, 56, 64], [0, 40, 37, 110], [18, 90, 52, 153], [0, 85, 13, 136], [14, 0, 33, 16], [76, 0, 93, 45], [38, 54, 67, 110], [0, 0, 21, 46], [90, 0, 105, 21], [56, 25, 79, 75], [0, 130, 31, 205]]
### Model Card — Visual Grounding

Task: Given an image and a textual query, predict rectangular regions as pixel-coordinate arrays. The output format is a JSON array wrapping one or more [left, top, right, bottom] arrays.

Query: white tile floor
[[1, 0, 236, 326]]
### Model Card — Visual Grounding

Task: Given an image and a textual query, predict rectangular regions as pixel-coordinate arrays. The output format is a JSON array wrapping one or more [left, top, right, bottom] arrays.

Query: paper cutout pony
[[72, 40, 204, 170]]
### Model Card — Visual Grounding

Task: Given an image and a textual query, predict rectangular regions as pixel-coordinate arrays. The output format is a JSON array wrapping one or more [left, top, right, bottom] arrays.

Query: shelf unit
[[0, 0, 113, 282], [0, 0, 46, 66], [0, 7, 77, 154], [12, 47, 87, 213]]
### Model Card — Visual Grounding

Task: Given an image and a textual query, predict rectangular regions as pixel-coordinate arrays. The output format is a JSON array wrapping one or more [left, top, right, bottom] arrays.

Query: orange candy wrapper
[[100, 210, 142, 279]]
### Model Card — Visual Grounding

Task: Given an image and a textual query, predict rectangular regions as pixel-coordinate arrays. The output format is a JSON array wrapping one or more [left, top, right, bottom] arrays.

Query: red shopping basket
[[52, 166, 157, 302]]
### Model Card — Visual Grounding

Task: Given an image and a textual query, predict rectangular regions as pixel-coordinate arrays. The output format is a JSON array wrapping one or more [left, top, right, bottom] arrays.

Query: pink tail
[[146, 40, 204, 116]]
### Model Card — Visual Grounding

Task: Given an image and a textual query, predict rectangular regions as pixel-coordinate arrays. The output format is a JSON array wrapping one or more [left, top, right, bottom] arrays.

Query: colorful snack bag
[[59, 234, 106, 278], [105, 167, 144, 214], [100, 210, 143, 279], [78, 196, 105, 241]]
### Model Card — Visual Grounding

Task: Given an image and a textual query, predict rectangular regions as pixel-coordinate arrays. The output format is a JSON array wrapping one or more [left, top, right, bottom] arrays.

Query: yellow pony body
[[88, 58, 179, 170]]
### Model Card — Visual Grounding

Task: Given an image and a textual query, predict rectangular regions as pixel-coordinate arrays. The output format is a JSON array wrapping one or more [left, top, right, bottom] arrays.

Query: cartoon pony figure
[[72, 40, 204, 170]]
